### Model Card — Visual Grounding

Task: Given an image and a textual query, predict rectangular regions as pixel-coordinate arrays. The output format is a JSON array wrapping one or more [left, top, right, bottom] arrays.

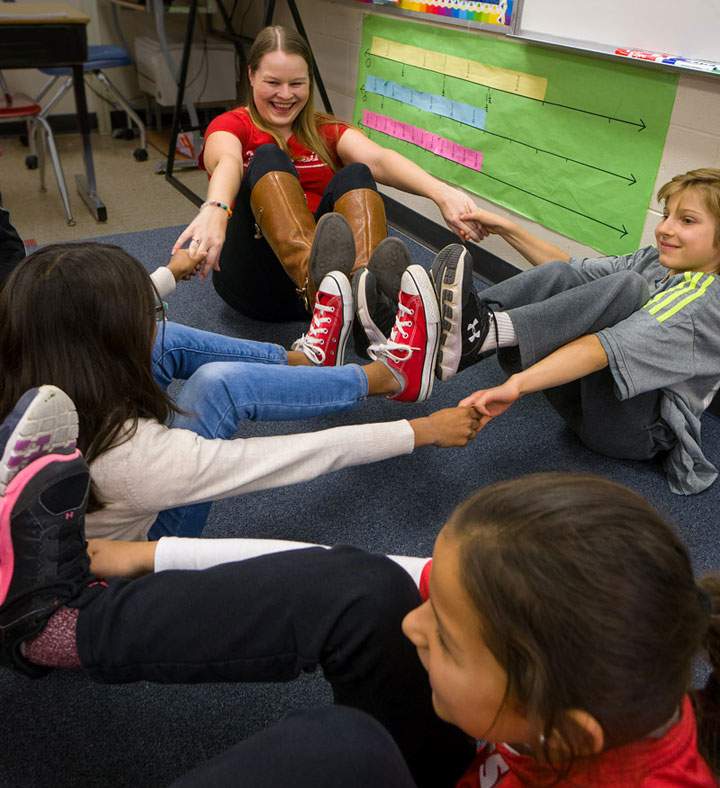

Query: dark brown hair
[[447, 472, 718, 776], [0, 243, 178, 508], [246, 25, 340, 170]]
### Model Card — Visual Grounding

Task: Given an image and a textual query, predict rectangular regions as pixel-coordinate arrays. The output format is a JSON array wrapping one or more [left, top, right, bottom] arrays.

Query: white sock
[[155, 537, 428, 588], [479, 311, 517, 353]]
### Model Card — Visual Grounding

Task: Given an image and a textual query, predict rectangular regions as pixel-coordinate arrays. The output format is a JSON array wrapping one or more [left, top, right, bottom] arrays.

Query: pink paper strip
[[361, 110, 483, 172]]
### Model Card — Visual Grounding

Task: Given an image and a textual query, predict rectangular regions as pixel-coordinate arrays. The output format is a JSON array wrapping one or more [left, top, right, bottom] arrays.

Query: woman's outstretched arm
[[336, 129, 481, 242], [173, 131, 244, 275]]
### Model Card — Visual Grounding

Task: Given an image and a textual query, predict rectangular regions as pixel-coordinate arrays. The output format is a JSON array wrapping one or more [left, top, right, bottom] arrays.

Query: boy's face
[[655, 189, 720, 274]]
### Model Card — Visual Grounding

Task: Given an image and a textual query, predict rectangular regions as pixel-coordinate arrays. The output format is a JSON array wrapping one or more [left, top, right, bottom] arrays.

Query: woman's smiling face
[[249, 50, 310, 135]]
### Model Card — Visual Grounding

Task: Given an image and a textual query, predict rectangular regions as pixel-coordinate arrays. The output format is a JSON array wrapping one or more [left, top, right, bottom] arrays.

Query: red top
[[417, 560, 716, 787], [199, 107, 350, 212], [456, 697, 714, 787]]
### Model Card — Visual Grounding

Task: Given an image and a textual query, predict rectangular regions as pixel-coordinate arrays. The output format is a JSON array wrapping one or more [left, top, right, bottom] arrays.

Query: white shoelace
[[367, 301, 420, 363], [291, 300, 336, 365]]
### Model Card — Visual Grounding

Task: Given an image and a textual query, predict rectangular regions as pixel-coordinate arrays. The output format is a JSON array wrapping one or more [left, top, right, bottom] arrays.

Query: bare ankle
[[365, 361, 401, 396], [287, 350, 313, 366]]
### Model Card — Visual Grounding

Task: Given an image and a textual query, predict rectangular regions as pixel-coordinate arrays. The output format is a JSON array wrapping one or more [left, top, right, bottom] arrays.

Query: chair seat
[[0, 93, 41, 119], [39, 45, 132, 76]]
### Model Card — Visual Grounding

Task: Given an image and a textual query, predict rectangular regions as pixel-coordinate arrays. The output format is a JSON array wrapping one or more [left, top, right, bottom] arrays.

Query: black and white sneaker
[[431, 244, 496, 381], [352, 267, 398, 360]]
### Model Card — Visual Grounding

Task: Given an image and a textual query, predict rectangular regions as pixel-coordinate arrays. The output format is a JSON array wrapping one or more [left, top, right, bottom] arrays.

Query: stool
[[33, 44, 148, 162], [0, 74, 74, 225]]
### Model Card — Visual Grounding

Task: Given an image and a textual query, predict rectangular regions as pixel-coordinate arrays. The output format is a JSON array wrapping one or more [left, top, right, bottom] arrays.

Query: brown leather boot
[[334, 188, 388, 273], [250, 171, 355, 311]]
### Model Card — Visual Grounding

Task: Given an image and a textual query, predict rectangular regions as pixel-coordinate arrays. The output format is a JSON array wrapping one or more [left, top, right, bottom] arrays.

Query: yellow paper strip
[[370, 36, 547, 100]]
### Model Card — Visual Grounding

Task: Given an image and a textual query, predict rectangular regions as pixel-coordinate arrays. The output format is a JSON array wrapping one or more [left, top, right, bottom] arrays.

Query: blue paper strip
[[364, 75, 487, 130]]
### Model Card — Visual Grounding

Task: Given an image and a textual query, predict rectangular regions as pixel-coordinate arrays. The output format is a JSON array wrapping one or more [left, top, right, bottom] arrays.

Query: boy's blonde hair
[[657, 168, 720, 246]]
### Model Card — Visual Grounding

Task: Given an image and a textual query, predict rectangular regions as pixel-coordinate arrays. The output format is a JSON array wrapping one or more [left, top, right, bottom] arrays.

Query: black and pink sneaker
[[292, 271, 354, 366], [0, 386, 90, 677], [0, 451, 91, 677], [0, 385, 78, 496]]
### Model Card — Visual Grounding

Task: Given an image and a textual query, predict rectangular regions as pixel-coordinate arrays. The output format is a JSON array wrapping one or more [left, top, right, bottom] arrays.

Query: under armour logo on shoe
[[467, 318, 483, 343], [65, 512, 74, 520]]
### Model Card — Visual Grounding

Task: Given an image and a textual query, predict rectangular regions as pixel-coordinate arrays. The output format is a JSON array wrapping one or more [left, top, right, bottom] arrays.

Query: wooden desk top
[[0, 3, 90, 25]]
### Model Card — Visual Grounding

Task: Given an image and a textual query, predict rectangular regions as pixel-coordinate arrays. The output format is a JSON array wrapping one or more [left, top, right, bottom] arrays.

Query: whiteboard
[[513, 0, 720, 63]]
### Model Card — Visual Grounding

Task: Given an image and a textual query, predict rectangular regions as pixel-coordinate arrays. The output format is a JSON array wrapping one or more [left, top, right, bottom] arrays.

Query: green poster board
[[354, 14, 678, 255]]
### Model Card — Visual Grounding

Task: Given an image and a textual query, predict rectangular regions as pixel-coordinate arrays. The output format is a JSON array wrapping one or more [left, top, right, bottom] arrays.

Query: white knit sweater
[[86, 417, 415, 541]]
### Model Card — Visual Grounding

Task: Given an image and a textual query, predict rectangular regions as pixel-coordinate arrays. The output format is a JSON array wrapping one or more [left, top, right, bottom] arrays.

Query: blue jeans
[[148, 321, 368, 539]]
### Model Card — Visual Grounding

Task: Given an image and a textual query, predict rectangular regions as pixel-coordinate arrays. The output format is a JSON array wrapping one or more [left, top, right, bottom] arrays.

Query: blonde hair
[[246, 26, 339, 170], [657, 167, 720, 247]]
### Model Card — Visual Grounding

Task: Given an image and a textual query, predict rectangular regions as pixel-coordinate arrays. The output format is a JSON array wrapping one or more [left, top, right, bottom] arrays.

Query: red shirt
[[199, 107, 350, 212], [417, 561, 716, 787], [456, 697, 714, 787]]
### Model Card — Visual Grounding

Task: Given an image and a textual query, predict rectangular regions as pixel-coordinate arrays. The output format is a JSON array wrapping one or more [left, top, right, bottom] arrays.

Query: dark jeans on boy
[[481, 262, 675, 459], [213, 145, 378, 322], [74, 546, 474, 788]]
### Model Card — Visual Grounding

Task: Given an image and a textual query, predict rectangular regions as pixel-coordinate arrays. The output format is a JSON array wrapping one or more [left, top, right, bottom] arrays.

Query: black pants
[[74, 547, 473, 788], [171, 705, 418, 788], [482, 262, 675, 460], [213, 144, 378, 322], [0, 208, 26, 287]]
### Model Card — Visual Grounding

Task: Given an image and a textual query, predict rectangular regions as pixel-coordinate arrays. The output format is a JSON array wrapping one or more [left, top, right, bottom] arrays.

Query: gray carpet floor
[[2, 225, 719, 787]]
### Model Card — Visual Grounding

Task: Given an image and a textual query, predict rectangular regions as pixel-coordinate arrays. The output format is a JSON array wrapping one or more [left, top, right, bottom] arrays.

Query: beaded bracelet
[[200, 200, 233, 219]]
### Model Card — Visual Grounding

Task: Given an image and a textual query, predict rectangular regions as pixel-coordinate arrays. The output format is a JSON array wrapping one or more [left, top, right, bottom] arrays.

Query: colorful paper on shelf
[[396, 0, 513, 27], [364, 75, 487, 129], [363, 110, 484, 170], [355, 14, 678, 256], [370, 36, 548, 100]]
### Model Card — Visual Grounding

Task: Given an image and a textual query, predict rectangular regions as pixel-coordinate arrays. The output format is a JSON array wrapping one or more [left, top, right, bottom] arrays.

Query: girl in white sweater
[[0, 246, 479, 541]]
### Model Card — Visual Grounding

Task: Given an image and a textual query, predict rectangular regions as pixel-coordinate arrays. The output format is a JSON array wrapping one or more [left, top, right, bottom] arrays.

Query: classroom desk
[[0, 3, 107, 221]]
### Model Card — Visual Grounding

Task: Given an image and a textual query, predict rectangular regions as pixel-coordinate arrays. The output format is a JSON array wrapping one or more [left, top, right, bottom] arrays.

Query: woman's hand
[[458, 206, 514, 240], [459, 378, 522, 425], [410, 406, 482, 448], [172, 206, 229, 278], [435, 186, 486, 242]]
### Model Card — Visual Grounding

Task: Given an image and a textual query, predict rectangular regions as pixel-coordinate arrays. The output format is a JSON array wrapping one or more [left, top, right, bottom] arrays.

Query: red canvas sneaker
[[292, 271, 353, 366], [368, 265, 440, 402]]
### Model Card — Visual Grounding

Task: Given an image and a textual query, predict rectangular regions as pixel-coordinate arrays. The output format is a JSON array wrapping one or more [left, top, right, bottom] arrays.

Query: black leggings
[[74, 546, 474, 788], [213, 144, 378, 322]]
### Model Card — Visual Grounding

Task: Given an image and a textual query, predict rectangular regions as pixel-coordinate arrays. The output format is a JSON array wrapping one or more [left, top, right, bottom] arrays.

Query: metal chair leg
[[38, 126, 47, 192], [34, 74, 60, 104], [94, 70, 147, 152], [37, 116, 75, 225]]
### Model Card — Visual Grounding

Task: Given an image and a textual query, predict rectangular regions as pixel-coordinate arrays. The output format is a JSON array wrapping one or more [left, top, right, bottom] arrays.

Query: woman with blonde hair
[[175, 25, 478, 322]]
